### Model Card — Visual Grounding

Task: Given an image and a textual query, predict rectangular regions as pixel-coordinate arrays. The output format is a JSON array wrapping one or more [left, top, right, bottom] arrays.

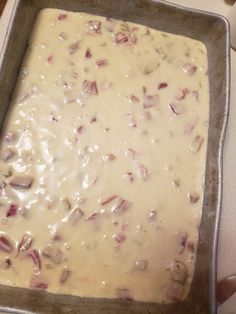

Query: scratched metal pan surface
[[0, 0, 230, 313]]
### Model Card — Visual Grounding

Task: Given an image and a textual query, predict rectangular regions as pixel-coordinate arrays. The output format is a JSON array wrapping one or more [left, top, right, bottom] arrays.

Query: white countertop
[[0, 1, 236, 313]]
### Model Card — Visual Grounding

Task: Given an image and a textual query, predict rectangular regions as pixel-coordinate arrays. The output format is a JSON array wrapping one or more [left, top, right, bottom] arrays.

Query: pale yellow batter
[[0, 9, 209, 303]]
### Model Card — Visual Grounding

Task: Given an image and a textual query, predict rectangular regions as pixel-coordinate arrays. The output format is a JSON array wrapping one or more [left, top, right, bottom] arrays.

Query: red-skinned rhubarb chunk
[[82, 80, 98, 95], [6, 204, 18, 217], [182, 63, 197, 76], [190, 135, 204, 152], [169, 102, 181, 115], [87, 20, 101, 33], [9, 176, 33, 189], [96, 59, 108, 67], [60, 266, 70, 283], [113, 232, 126, 243], [130, 95, 140, 103], [188, 192, 200, 203], [85, 48, 92, 58], [124, 172, 135, 183], [158, 82, 168, 89], [1, 148, 16, 161], [0, 235, 14, 253], [86, 212, 99, 221], [28, 249, 41, 271], [64, 207, 84, 225], [68, 41, 80, 55], [0, 258, 11, 269], [134, 260, 148, 271], [136, 164, 149, 180], [58, 13, 67, 21], [143, 94, 159, 109], [43, 245, 63, 264], [99, 195, 117, 206], [114, 32, 129, 44], [112, 199, 131, 214], [29, 275, 48, 290], [17, 233, 33, 256]]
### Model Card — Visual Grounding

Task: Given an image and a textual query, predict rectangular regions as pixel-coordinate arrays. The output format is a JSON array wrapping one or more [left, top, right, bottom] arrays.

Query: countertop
[[0, 1, 236, 313]]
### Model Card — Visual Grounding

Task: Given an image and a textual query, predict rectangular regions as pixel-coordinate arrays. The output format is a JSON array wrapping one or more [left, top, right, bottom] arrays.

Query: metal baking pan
[[0, 0, 230, 313]]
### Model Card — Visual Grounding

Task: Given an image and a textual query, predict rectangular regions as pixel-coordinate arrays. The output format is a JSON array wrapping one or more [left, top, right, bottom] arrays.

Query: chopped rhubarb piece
[[3, 132, 16, 143], [6, 204, 18, 217], [86, 212, 99, 220], [170, 260, 187, 284], [134, 260, 148, 271], [143, 94, 159, 109], [68, 41, 80, 55], [65, 207, 84, 225], [28, 249, 41, 270], [100, 195, 117, 206], [116, 288, 132, 300], [47, 54, 53, 64], [114, 32, 129, 44], [148, 209, 157, 221], [103, 153, 116, 161], [124, 172, 135, 183], [82, 80, 98, 95], [58, 13, 67, 21], [172, 178, 180, 187], [174, 88, 189, 101], [60, 267, 70, 283], [87, 20, 101, 33], [43, 245, 63, 264], [0, 235, 14, 253], [1, 148, 16, 161], [169, 102, 180, 115], [53, 233, 63, 241], [187, 241, 195, 253], [142, 86, 147, 94], [126, 148, 136, 159], [112, 199, 131, 214], [9, 176, 33, 189], [184, 120, 197, 135], [158, 82, 168, 89], [127, 113, 137, 128], [122, 223, 129, 231], [190, 135, 204, 152], [0, 258, 11, 269], [180, 232, 188, 248], [113, 232, 126, 243], [17, 233, 33, 255], [130, 95, 140, 103], [90, 116, 97, 123], [182, 63, 197, 76], [77, 125, 84, 134], [142, 111, 152, 120], [188, 192, 200, 203], [58, 32, 67, 40], [85, 48, 92, 58], [63, 198, 71, 211], [136, 164, 149, 180], [29, 275, 48, 290], [192, 90, 199, 102], [96, 59, 108, 67]]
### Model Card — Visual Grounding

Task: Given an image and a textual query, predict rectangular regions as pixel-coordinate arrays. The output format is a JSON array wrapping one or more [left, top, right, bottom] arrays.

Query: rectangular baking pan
[[0, 0, 230, 313]]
